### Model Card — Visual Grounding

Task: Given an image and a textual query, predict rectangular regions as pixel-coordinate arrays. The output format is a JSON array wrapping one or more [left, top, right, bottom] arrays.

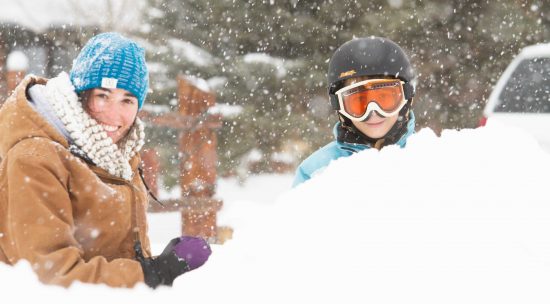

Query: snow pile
[[205, 76, 228, 91], [3, 121, 550, 303], [243, 53, 292, 78], [241, 123, 550, 303], [207, 103, 243, 118], [168, 39, 217, 67]]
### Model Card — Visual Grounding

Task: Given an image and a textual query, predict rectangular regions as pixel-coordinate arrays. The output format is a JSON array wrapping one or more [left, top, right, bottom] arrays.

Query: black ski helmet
[[327, 36, 416, 110]]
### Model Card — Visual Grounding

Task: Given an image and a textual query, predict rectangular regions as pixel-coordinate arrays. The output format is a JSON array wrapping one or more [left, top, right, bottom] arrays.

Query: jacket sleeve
[[5, 141, 144, 288], [292, 165, 309, 188]]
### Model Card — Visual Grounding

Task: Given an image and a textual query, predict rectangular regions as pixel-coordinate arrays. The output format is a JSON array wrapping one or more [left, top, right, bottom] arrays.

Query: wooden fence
[[139, 76, 232, 244]]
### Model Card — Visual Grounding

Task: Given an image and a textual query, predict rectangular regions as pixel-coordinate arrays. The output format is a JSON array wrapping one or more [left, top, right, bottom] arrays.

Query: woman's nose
[[89, 98, 107, 112], [100, 99, 120, 114]]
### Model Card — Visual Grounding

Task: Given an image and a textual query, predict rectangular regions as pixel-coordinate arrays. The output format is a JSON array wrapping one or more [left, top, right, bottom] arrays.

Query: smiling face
[[351, 112, 399, 139], [84, 88, 139, 144], [343, 76, 400, 139]]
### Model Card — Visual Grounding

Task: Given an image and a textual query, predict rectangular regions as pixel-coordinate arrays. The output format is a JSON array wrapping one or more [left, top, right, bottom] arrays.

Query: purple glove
[[172, 236, 212, 271]]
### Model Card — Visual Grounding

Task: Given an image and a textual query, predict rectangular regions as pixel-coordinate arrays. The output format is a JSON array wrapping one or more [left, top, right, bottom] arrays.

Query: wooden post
[[178, 78, 218, 197], [177, 76, 222, 242], [139, 76, 231, 244], [0, 46, 6, 104]]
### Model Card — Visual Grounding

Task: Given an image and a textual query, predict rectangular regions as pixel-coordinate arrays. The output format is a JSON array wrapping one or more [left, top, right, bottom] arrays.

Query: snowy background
[[3, 0, 547, 175], [3, 121, 550, 303], [0, 0, 145, 32], [1, 0, 549, 302]]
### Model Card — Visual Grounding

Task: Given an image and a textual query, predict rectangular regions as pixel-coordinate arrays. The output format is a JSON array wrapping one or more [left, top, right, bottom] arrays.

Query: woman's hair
[[78, 90, 92, 110]]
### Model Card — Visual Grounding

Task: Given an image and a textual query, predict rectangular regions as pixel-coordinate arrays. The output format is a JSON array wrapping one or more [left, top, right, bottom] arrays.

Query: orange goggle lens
[[340, 80, 404, 118]]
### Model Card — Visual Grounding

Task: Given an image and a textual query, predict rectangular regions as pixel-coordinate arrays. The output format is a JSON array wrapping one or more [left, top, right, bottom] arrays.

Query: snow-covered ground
[[3, 120, 550, 303]]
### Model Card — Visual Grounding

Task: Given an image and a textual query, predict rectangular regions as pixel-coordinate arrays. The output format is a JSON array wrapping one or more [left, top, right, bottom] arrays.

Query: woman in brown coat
[[0, 33, 211, 288]]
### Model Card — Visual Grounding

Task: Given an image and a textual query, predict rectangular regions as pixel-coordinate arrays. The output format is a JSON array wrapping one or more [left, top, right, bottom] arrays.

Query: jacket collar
[[0, 75, 69, 158]]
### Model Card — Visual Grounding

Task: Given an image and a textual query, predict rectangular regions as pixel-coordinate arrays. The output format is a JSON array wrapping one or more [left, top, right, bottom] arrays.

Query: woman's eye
[[96, 94, 108, 99], [123, 99, 137, 105]]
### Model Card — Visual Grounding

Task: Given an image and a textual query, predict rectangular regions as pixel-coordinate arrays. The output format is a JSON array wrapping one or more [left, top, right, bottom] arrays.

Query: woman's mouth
[[100, 123, 120, 132], [365, 120, 385, 126]]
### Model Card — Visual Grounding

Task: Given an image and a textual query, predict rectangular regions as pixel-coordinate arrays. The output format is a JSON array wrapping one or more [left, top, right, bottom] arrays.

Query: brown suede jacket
[[0, 76, 151, 287]]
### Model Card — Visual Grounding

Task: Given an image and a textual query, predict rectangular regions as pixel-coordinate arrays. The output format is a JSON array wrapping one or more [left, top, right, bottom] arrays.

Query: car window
[[495, 57, 550, 113]]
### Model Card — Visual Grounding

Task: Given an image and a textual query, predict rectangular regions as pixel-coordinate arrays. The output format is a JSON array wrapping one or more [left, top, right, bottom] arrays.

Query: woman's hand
[[136, 236, 212, 288]]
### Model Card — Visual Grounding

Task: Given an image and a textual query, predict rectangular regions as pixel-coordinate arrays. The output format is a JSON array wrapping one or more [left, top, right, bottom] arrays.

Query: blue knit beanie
[[70, 32, 149, 109]]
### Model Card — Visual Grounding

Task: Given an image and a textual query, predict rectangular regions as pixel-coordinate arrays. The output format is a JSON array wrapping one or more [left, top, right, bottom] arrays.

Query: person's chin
[[358, 125, 385, 139], [365, 133, 384, 139], [363, 127, 389, 139]]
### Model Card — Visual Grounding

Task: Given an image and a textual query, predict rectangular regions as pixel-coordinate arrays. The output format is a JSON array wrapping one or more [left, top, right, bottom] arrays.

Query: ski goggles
[[335, 79, 407, 121]]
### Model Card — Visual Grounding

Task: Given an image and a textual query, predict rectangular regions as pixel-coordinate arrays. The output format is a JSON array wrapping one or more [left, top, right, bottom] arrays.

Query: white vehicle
[[481, 43, 550, 151]]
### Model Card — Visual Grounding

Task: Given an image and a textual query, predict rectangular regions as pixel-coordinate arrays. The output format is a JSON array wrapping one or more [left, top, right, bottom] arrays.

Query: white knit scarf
[[40, 72, 145, 181]]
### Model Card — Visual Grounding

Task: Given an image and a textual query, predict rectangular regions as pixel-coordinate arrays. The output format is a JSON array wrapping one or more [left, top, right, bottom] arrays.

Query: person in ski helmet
[[293, 36, 417, 187], [0, 32, 211, 288]]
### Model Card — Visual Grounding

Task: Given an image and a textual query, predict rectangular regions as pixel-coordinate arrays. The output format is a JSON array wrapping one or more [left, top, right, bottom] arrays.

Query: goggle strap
[[329, 94, 340, 110], [403, 82, 415, 100]]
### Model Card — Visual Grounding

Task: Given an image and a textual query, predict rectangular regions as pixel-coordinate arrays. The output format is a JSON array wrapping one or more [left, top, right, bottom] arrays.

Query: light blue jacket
[[292, 112, 416, 187]]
